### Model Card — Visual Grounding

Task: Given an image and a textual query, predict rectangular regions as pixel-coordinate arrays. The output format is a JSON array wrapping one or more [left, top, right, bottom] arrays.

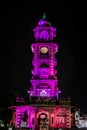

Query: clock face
[[40, 47, 48, 54]]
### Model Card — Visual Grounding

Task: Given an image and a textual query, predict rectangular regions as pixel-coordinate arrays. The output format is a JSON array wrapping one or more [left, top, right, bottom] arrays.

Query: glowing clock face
[[40, 47, 48, 54]]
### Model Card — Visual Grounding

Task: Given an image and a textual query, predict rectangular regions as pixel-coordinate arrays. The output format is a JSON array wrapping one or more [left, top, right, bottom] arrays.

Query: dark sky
[[0, 1, 87, 113]]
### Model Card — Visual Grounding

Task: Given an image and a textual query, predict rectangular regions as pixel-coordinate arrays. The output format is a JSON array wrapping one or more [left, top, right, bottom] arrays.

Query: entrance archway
[[36, 110, 49, 129]]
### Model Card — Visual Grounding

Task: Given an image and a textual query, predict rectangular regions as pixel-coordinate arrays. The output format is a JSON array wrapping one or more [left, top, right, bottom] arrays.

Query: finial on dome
[[42, 13, 46, 19]]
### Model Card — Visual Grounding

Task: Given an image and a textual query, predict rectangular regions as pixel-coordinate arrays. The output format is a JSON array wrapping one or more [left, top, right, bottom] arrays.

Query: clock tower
[[28, 15, 61, 99], [9, 15, 75, 129]]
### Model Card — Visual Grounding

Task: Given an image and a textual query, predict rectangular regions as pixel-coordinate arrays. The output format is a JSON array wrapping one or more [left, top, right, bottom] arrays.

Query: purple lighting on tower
[[28, 17, 61, 99], [10, 15, 63, 129], [9, 14, 82, 129]]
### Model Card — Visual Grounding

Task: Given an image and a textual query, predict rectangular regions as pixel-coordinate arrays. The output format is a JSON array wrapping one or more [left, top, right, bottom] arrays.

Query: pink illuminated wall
[[13, 106, 36, 128]]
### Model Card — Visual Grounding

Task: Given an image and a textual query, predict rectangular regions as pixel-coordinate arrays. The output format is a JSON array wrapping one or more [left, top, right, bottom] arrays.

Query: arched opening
[[40, 63, 49, 68], [37, 111, 49, 129], [40, 90, 47, 97]]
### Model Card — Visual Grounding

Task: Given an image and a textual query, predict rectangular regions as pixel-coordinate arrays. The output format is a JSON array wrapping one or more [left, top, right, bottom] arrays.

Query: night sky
[[0, 1, 87, 114]]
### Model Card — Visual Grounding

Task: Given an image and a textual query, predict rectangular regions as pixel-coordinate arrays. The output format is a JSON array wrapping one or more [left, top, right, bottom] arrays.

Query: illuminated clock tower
[[28, 14, 61, 99], [10, 15, 75, 129]]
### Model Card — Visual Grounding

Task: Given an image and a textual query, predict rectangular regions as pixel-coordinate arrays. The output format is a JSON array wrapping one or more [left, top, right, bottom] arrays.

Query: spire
[[37, 13, 51, 26], [42, 13, 46, 19]]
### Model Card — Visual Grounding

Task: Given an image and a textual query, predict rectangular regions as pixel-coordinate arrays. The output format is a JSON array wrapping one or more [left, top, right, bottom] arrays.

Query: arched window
[[40, 90, 47, 97], [40, 63, 49, 68], [40, 31, 49, 41]]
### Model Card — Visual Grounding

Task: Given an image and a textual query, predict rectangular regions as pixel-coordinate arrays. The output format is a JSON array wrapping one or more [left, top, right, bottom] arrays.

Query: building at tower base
[[9, 97, 75, 129]]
